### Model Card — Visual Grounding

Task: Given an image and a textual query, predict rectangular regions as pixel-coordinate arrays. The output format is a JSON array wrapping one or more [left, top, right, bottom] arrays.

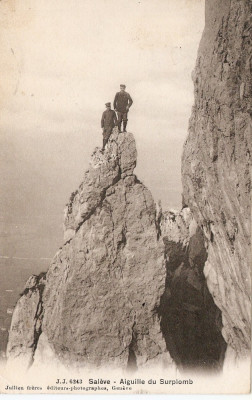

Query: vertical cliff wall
[[182, 0, 251, 358]]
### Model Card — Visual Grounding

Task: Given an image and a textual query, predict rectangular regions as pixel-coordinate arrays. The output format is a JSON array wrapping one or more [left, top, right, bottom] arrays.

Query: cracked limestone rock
[[63, 130, 137, 243], [182, 0, 251, 360], [7, 130, 172, 370], [6, 273, 46, 368]]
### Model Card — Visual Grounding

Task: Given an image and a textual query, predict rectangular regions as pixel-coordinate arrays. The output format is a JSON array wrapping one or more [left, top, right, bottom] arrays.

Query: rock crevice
[[158, 209, 226, 371]]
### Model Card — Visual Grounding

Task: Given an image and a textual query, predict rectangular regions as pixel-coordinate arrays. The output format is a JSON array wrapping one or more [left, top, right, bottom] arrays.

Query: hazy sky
[[0, 0, 204, 258]]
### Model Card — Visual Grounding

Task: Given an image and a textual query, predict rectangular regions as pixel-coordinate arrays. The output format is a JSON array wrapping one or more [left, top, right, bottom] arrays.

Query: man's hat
[[120, 84, 126, 88], [105, 102, 111, 106]]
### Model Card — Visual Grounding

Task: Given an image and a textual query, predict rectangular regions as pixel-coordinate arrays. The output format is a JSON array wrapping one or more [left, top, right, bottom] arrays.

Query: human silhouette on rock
[[101, 102, 118, 150], [113, 84, 133, 132]]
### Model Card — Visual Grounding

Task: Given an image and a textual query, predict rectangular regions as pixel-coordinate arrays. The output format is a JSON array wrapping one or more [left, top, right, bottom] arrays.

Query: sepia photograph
[[0, 0, 251, 395]]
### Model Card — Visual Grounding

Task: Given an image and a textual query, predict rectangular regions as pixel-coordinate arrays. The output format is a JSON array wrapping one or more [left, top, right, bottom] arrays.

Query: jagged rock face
[[182, 0, 251, 357], [159, 208, 226, 371], [7, 130, 171, 370], [63, 131, 137, 243], [7, 129, 233, 372], [6, 273, 46, 367]]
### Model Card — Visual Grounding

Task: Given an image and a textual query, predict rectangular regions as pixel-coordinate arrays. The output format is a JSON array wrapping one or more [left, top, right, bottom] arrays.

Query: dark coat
[[101, 109, 117, 130], [113, 91, 133, 113]]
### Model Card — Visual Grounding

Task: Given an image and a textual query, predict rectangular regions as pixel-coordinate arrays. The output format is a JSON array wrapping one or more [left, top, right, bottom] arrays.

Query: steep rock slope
[[7, 130, 172, 370], [182, 0, 251, 358], [6, 273, 46, 367]]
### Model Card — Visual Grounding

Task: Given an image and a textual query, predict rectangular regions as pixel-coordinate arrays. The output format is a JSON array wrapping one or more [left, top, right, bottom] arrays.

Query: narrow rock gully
[[158, 226, 227, 372]]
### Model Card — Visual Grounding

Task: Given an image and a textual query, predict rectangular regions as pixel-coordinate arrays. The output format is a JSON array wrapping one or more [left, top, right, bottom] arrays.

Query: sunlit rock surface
[[6, 273, 46, 367], [7, 130, 172, 370]]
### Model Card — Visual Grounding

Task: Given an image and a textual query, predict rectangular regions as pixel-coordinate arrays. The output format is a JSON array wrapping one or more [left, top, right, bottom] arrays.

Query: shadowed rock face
[[158, 209, 226, 371], [182, 0, 251, 358]]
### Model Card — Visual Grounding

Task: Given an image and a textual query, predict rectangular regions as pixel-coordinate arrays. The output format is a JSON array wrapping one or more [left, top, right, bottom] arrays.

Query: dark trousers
[[117, 112, 128, 125], [102, 127, 113, 148], [117, 112, 128, 131]]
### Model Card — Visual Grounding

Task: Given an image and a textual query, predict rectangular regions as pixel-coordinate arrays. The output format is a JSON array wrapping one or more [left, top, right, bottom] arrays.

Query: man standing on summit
[[101, 102, 118, 150], [113, 84, 133, 132]]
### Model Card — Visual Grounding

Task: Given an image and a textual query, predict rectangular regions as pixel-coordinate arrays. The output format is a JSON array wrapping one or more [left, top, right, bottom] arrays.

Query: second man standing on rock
[[113, 84, 133, 133], [101, 102, 118, 150]]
